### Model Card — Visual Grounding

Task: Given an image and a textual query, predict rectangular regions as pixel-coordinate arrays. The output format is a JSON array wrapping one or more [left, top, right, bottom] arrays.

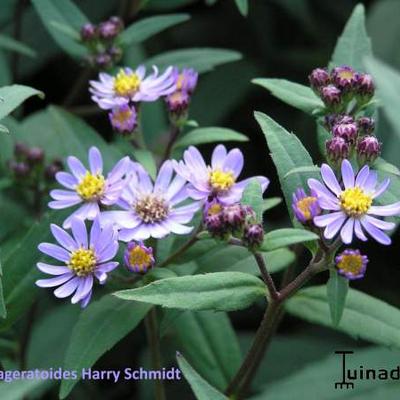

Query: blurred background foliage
[[2, 0, 400, 399]]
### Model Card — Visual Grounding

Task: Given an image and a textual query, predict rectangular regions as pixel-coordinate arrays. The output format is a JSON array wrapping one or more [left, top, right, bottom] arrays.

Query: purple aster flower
[[331, 66, 359, 91], [36, 218, 119, 308], [309, 159, 400, 245], [89, 66, 176, 110], [101, 160, 200, 241], [49, 147, 130, 229], [308, 68, 330, 92], [124, 241, 154, 273], [292, 188, 321, 224], [109, 104, 137, 134], [172, 67, 198, 94], [173, 145, 269, 204], [335, 249, 368, 280]]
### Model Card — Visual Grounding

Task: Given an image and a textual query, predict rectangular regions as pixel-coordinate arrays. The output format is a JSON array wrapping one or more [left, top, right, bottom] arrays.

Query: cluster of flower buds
[[8, 142, 62, 182], [165, 67, 198, 123], [309, 65, 375, 111], [80, 16, 124, 70], [203, 200, 264, 249], [324, 113, 381, 167]]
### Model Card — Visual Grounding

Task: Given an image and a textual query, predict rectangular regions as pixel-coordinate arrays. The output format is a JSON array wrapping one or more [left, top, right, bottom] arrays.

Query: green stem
[[144, 308, 166, 400]]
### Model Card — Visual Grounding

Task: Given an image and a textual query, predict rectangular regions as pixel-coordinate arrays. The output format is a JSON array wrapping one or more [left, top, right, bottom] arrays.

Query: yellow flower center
[[134, 195, 169, 223], [112, 108, 133, 124], [114, 69, 141, 96], [296, 197, 318, 221], [339, 187, 372, 217], [209, 169, 235, 192], [207, 203, 222, 216], [128, 246, 153, 272], [176, 74, 184, 90], [76, 172, 105, 201], [337, 254, 363, 275], [68, 248, 96, 277], [338, 70, 354, 80]]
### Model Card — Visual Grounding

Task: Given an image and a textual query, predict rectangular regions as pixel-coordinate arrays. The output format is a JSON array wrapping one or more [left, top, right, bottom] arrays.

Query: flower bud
[[80, 23, 97, 42], [27, 147, 44, 164], [124, 241, 154, 274], [242, 223, 264, 249], [14, 141, 29, 158], [308, 68, 330, 92], [95, 53, 112, 70], [332, 119, 358, 144], [331, 65, 359, 91], [98, 17, 123, 39], [10, 161, 30, 178], [166, 91, 190, 115], [203, 200, 225, 237], [44, 159, 63, 181], [356, 135, 381, 165], [335, 249, 368, 280], [292, 188, 321, 224], [356, 73, 375, 102], [326, 137, 350, 166], [109, 104, 137, 135], [357, 117, 375, 136], [321, 85, 342, 108], [221, 204, 246, 232], [108, 45, 123, 62]]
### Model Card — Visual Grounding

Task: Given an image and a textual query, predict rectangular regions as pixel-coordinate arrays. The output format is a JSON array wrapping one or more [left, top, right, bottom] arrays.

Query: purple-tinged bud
[[357, 135, 381, 165], [242, 223, 264, 249], [14, 141, 29, 158], [109, 104, 137, 134], [357, 116, 375, 136], [98, 17, 123, 39], [80, 23, 97, 42], [335, 249, 368, 280], [174, 68, 198, 94], [292, 188, 321, 224], [326, 137, 350, 166], [331, 66, 359, 91], [203, 200, 225, 237], [27, 147, 44, 164], [222, 204, 246, 231], [321, 85, 342, 108], [95, 53, 112, 70], [332, 120, 358, 144], [10, 161, 30, 178], [108, 45, 123, 62], [44, 159, 63, 181], [109, 16, 124, 31], [308, 68, 330, 92], [356, 73, 375, 101], [242, 205, 257, 223], [166, 91, 190, 115], [124, 241, 154, 274]]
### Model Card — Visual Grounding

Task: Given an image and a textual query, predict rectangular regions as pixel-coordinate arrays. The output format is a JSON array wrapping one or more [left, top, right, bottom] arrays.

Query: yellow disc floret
[[68, 248, 96, 276], [134, 195, 169, 223], [128, 245, 153, 272], [114, 69, 141, 96], [339, 187, 372, 217], [296, 197, 318, 221], [209, 169, 235, 192], [76, 172, 105, 201], [337, 254, 363, 275], [207, 203, 223, 216]]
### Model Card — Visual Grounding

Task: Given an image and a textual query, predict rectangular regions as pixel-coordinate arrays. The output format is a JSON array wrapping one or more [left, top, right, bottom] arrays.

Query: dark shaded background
[[3, 0, 400, 398]]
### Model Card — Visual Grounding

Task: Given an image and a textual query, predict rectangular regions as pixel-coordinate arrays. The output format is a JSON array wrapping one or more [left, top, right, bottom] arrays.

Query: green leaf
[[329, 4, 372, 71], [114, 272, 266, 312], [31, 0, 88, 58], [365, 57, 400, 137], [0, 124, 9, 134], [176, 353, 228, 400], [173, 311, 241, 391], [235, 0, 248, 16], [286, 285, 400, 349], [254, 112, 319, 223], [262, 197, 282, 212], [0, 380, 52, 400], [0, 85, 43, 121], [241, 179, 264, 222], [173, 127, 248, 149], [261, 228, 318, 252], [326, 269, 349, 326], [373, 157, 400, 176], [0, 34, 36, 57], [316, 122, 330, 156], [0, 250, 6, 318], [59, 296, 151, 399], [144, 48, 242, 74], [121, 14, 190, 45], [252, 79, 323, 114]]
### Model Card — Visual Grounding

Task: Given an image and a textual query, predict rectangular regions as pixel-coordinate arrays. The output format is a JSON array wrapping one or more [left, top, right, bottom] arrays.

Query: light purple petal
[[363, 215, 395, 231], [38, 243, 70, 262], [107, 156, 130, 184], [71, 218, 88, 248], [97, 241, 119, 262], [369, 202, 400, 217], [223, 149, 243, 178], [49, 198, 82, 210], [361, 219, 391, 245], [56, 172, 78, 189], [90, 218, 102, 248], [50, 189, 80, 201], [36, 273, 74, 288], [37, 262, 71, 276], [97, 261, 119, 274], [67, 156, 87, 179], [54, 277, 80, 298], [341, 160, 355, 189], [372, 178, 390, 199], [154, 161, 173, 192], [314, 211, 346, 227], [354, 220, 368, 241], [89, 147, 103, 174], [71, 275, 93, 304], [211, 145, 227, 169], [80, 290, 92, 308], [321, 164, 342, 195], [355, 165, 370, 187], [50, 224, 77, 251], [324, 215, 347, 239], [340, 218, 354, 244]]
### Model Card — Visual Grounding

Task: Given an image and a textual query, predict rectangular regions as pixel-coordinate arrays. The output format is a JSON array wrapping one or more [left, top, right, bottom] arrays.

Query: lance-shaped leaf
[[252, 79, 323, 114], [176, 353, 228, 400], [235, 0, 249, 16], [329, 4, 372, 71], [326, 269, 349, 326], [0, 85, 43, 121], [114, 272, 266, 312], [121, 14, 190, 45], [261, 228, 319, 252], [0, 34, 36, 57], [241, 179, 264, 222], [286, 285, 400, 349], [59, 296, 151, 399]]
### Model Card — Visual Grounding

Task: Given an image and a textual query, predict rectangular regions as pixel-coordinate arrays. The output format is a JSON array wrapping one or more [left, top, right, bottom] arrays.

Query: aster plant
[[3, 3, 400, 400]]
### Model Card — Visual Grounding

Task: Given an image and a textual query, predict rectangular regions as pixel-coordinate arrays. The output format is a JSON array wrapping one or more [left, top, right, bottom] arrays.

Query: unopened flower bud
[[203, 200, 225, 237], [108, 45, 123, 62], [44, 159, 63, 181], [242, 205, 257, 223], [292, 188, 321, 224], [10, 161, 30, 178], [221, 204, 246, 232], [308, 68, 330, 92], [357, 117, 375, 136], [80, 23, 97, 42], [336, 249, 368, 280], [14, 141, 29, 158], [321, 85, 342, 108], [326, 137, 349, 165], [332, 120, 358, 144], [357, 135, 381, 165], [98, 17, 123, 39], [331, 65, 359, 91], [95, 53, 112, 69], [124, 241, 154, 274], [356, 73, 375, 102], [27, 147, 44, 164], [109, 104, 137, 134], [242, 223, 264, 249], [166, 91, 190, 115]]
